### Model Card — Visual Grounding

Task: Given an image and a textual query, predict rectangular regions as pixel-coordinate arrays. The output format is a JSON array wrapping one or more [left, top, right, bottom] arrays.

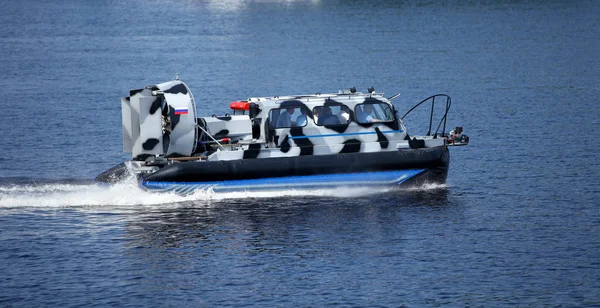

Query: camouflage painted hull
[[96, 79, 458, 195]]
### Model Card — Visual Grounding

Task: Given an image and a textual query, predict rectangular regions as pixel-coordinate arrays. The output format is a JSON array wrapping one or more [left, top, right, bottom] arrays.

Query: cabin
[[195, 88, 417, 162]]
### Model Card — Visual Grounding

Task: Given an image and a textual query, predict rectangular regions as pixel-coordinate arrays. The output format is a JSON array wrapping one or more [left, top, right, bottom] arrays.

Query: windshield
[[355, 102, 394, 124]]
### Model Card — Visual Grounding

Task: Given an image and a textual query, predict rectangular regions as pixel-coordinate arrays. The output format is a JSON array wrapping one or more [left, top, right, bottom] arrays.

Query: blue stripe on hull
[[289, 130, 404, 140], [142, 169, 426, 194]]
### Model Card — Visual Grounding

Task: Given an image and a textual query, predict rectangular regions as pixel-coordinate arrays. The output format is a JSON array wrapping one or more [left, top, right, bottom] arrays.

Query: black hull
[[95, 162, 129, 184], [139, 146, 449, 185]]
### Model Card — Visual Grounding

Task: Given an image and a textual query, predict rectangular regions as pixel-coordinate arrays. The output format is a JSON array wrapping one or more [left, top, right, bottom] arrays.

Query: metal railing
[[400, 94, 451, 138]]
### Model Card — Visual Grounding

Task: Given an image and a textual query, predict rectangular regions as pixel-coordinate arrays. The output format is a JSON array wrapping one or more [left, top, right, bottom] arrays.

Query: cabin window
[[313, 105, 351, 126], [355, 102, 395, 124], [269, 107, 308, 128]]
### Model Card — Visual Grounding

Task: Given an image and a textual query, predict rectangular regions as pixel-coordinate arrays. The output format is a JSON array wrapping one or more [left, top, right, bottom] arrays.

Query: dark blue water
[[1, 0, 599, 306]]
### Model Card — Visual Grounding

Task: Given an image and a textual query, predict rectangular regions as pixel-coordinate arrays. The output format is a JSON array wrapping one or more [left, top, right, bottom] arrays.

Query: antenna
[[337, 79, 344, 94], [388, 93, 401, 101], [174, 73, 179, 80]]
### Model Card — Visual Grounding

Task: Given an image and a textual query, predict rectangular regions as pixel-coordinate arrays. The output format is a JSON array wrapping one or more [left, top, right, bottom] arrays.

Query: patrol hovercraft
[[96, 78, 467, 194]]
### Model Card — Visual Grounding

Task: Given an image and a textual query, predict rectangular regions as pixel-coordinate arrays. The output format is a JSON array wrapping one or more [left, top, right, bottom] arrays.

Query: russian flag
[[174, 107, 188, 115]]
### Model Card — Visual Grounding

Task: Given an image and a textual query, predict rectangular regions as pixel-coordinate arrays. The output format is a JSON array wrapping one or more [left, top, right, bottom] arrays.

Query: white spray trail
[[0, 179, 396, 209]]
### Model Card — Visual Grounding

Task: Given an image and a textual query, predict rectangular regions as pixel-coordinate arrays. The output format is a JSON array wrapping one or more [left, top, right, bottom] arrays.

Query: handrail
[[400, 94, 451, 138]]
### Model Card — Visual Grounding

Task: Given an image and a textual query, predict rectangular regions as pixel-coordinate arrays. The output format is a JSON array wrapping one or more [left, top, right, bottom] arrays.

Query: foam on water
[[0, 178, 399, 209], [403, 182, 448, 191], [0, 181, 181, 208], [201, 185, 392, 200]]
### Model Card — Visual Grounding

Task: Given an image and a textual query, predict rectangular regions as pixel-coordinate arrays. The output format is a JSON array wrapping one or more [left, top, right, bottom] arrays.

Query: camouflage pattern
[[122, 80, 197, 159], [122, 80, 444, 161]]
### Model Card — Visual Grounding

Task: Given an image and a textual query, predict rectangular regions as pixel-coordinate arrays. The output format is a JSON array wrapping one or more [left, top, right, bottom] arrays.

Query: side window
[[355, 103, 395, 124], [313, 105, 351, 126], [269, 107, 308, 128]]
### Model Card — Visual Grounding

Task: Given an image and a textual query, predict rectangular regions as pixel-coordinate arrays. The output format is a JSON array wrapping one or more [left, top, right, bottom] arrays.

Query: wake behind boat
[[96, 78, 467, 194]]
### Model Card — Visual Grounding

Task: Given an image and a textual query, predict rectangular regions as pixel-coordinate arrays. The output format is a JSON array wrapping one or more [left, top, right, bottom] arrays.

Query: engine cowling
[[121, 80, 197, 159]]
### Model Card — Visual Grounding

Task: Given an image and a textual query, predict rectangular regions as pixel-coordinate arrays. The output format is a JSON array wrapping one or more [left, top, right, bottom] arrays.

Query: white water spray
[[0, 176, 399, 209]]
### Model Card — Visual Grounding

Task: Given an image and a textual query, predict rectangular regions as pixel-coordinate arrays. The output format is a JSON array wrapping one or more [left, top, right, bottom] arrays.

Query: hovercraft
[[96, 78, 467, 194]]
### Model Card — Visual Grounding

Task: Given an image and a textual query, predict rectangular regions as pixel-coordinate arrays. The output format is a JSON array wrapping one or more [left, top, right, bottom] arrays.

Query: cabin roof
[[246, 92, 389, 108]]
